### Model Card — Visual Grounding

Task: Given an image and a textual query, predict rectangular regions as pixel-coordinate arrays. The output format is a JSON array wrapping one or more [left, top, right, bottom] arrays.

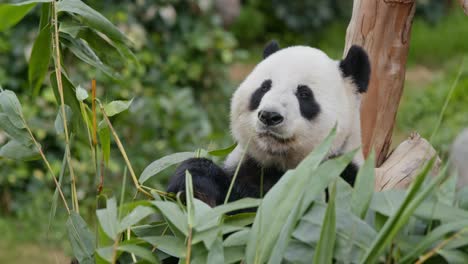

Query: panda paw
[[167, 158, 230, 207]]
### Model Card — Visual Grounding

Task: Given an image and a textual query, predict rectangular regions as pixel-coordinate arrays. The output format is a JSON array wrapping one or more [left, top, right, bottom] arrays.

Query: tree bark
[[459, 0, 468, 15], [375, 133, 440, 191], [344, 0, 416, 166]]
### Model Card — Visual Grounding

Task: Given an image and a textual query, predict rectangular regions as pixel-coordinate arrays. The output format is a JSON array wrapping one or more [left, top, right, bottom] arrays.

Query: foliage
[[1, 0, 468, 263], [397, 60, 468, 157], [0, 0, 236, 218]]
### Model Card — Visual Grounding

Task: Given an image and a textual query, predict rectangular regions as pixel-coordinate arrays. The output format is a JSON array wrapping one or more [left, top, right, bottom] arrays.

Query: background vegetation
[[0, 0, 467, 263]]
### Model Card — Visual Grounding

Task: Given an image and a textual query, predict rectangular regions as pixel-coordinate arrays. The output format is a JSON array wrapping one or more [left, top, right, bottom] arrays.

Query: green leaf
[[0, 113, 32, 146], [96, 197, 118, 239], [29, 23, 51, 94], [118, 206, 154, 232], [370, 191, 468, 222], [67, 212, 95, 264], [49, 71, 83, 131], [351, 151, 375, 219], [0, 1, 52, 32], [98, 121, 110, 164], [197, 198, 260, 231], [103, 99, 133, 117], [139, 152, 194, 184], [76, 85, 89, 101], [57, 0, 129, 44], [186, 171, 195, 227], [246, 128, 338, 264], [48, 145, 68, 233], [224, 246, 245, 264], [224, 229, 250, 247], [208, 143, 237, 157], [0, 140, 39, 161], [54, 105, 73, 135], [313, 183, 336, 264], [284, 240, 314, 264], [141, 236, 186, 258], [400, 220, 468, 263], [360, 158, 446, 264], [293, 202, 376, 263], [118, 244, 159, 264], [77, 27, 135, 68], [0, 90, 25, 129], [207, 234, 224, 264], [438, 249, 468, 264], [152, 201, 188, 235], [60, 32, 119, 79]]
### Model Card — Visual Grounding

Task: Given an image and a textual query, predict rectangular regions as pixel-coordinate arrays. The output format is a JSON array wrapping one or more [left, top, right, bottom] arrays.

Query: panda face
[[229, 42, 370, 169]]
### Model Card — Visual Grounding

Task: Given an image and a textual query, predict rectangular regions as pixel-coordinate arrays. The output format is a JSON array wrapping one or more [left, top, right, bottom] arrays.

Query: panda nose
[[258, 110, 284, 126]]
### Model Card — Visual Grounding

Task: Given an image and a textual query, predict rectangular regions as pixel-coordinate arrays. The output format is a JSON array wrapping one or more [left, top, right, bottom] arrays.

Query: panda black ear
[[340, 45, 371, 93], [263, 40, 280, 59]]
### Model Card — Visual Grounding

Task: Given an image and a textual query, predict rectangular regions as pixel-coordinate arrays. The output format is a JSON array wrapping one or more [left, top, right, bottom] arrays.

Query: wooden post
[[344, 0, 416, 166]]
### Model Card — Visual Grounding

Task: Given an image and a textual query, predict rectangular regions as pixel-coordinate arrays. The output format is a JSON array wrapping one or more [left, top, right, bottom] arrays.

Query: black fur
[[167, 156, 358, 207], [295, 85, 321, 120], [340, 162, 358, 186], [263, 40, 280, 59], [339, 45, 371, 93], [249, 79, 272, 111], [167, 158, 230, 206]]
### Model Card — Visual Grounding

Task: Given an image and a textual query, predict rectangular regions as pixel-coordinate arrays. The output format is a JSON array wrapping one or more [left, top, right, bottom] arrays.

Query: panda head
[[229, 41, 370, 169]]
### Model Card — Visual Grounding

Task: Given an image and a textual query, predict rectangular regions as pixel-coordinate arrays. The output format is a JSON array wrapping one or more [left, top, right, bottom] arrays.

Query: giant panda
[[167, 41, 371, 206]]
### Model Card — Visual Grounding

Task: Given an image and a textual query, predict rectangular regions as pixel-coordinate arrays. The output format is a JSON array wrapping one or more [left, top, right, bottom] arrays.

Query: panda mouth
[[257, 131, 295, 144]]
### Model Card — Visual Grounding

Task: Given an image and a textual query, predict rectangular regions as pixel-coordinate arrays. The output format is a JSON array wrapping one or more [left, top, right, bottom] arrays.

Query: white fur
[[225, 46, 364, 171]]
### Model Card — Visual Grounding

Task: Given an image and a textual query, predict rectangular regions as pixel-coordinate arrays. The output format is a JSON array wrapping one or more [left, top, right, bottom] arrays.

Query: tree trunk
[[344, 0, 416, 166]]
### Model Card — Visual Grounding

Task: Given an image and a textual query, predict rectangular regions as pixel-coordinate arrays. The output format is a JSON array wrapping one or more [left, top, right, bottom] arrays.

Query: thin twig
[[416, 228, 468, 264], [186, 228, 193, 264], [99, 103, 152, 198], [52, 1, 78, 212], [22, 116, 70, 214]]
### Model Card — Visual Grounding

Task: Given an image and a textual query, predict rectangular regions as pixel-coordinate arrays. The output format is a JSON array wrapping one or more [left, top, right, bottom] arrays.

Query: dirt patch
[[405, 65, 441, 88]]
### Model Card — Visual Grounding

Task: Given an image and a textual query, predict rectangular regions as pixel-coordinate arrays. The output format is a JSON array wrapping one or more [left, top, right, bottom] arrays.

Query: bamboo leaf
[[400, 220, 468, 263], [103, 99, 133, 117], [246, 128, 337, 264], [67, 212, 95, 264], [98, 121, 110, 164], [54, 105, 73, 135], [0, 1, 52, 32], [141, 236, 186, 258], [208, 143, 237, 157], [118, 244, 159, 264], [118, 206, 154, 232], [96, 197, 119, 239], [152, 201, 188, 235], [75, 85, 89, 101], [0, 90, 25, 129], [60, 32, 119, 79], [360, 158, 446, 264], [351, 151, 375, 219], [139, 152, 194, 184], [57, 0, 128, 44], [0, 113, 32, 146], [313, 183, 336, 264], [186, 171, 195, 227], [0, 140, 39, 161], [29, 23, 51, 93], [50, 71, 84, 131], [48, 146, 68, 232]]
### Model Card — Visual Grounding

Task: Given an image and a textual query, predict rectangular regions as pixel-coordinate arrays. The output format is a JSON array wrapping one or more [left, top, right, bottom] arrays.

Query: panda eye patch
[[296, 85, 312, 99], [295, 85, 320, 120], [249, 79, 272, 111]]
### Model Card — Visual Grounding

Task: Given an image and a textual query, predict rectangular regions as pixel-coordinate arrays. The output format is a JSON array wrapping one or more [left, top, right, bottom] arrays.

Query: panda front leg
[[167, 158, 232, 207]]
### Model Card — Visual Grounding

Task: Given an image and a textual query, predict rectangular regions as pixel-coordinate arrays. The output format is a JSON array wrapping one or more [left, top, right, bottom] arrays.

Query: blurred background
[[0, 0, 467, 262]]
